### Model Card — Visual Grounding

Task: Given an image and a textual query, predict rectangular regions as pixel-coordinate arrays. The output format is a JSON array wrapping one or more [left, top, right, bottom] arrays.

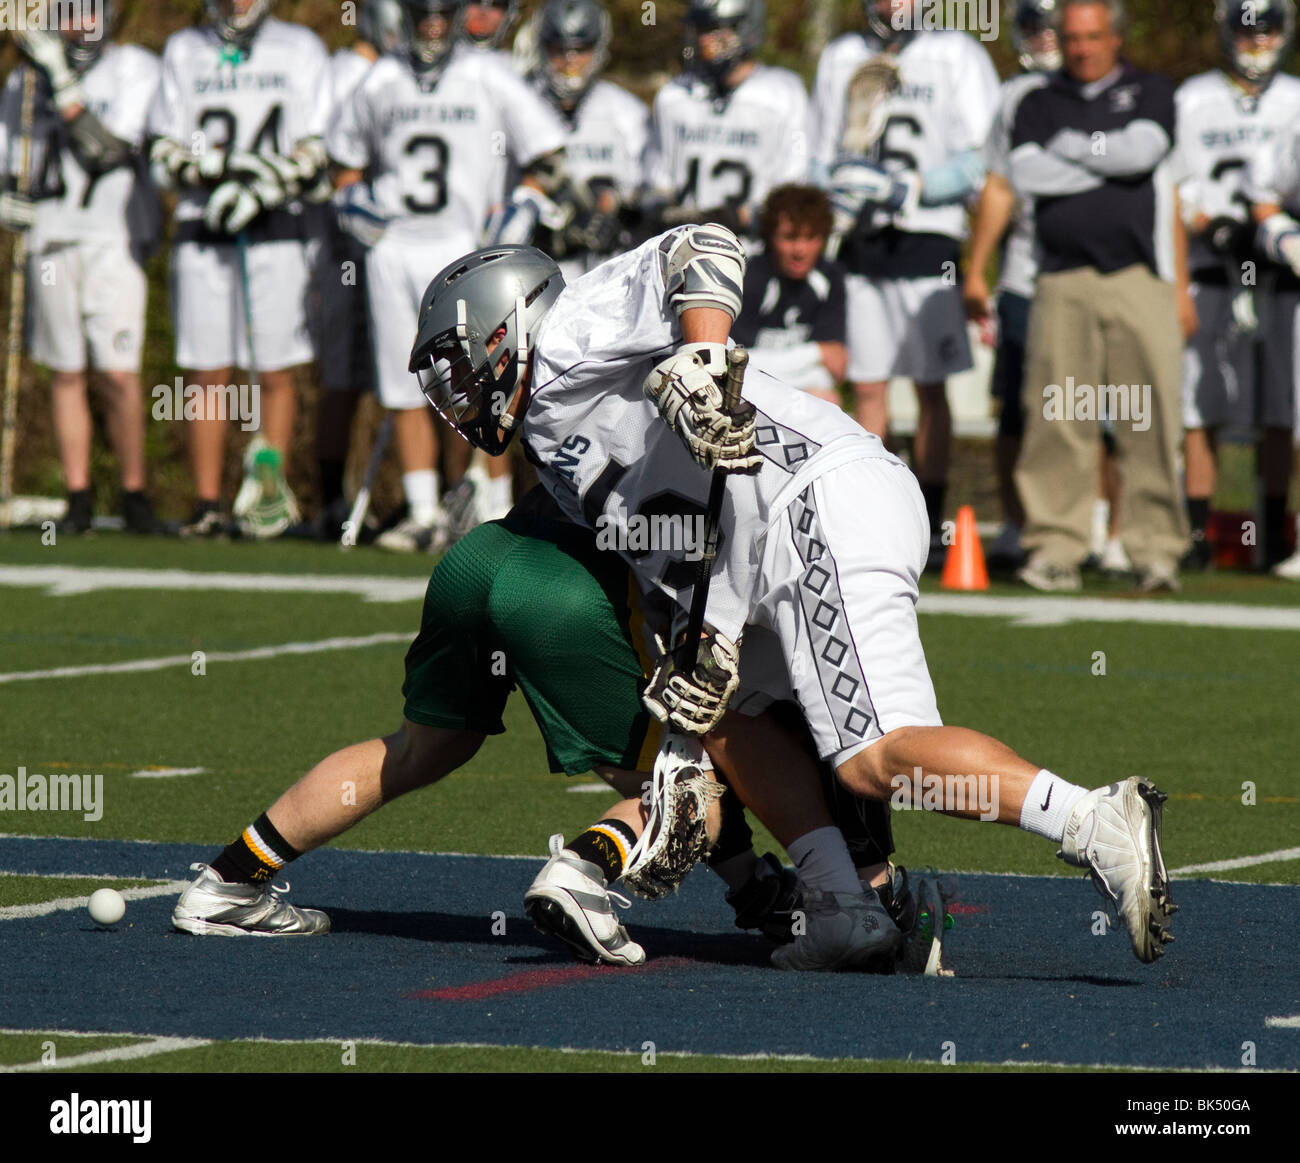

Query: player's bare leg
[[838, 725, 1174, 962], [377, 405, 445, 550], [50, 371, 93, 493], [185, 365, 233, 506], [257, 366, 298, 457], [851, 379, 888, 440], [98, 370, 147, 494]]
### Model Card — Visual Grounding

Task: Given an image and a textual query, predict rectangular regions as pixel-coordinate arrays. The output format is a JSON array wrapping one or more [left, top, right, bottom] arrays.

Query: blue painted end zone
[[1, 836, 1295, 1070]]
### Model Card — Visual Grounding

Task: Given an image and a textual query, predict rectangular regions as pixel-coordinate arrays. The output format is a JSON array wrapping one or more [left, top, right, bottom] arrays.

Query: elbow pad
[[659, 223, 747, 319]]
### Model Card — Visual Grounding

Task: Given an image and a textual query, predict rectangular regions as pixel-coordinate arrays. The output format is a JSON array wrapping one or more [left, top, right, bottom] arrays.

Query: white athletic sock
[[1018, 770, 1087, 842], [485, 474, 512, 516], [402, 470, 439, 527], [786, 826, 863, 895]]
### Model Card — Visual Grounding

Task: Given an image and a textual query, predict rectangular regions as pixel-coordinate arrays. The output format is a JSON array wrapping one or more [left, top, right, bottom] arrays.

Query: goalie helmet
[[206, 0, 275, 50], [1216, 0, 1295, 84], [1010, 0, 1062, 72], [62, 0, 115, 74], [462, 0, 518, 48], [358, 0, 405, 54], [537, 0, 611, 109], [401, 0, 464, 78], [682, 0, 765, 83], [409, 246, 565, 454]]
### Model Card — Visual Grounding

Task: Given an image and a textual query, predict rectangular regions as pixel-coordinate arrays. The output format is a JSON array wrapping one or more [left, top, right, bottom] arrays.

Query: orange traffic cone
[[941, 505, 989, 591]]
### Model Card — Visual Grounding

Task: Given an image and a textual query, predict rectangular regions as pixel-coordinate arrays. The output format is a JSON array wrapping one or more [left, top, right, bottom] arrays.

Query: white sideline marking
[[919, 592, 1300, 630], [0, 1035, 211, 1072], [128, 767, 206, 779], [0, 881, 188, 921], [0, 632, 410, 684], [1169, 847, 1300, 875], [0, 564, 425, 603], [6, 563, 1300, 629], [565, 783, 616, 794], [1266, 1016, 1300, 1029]]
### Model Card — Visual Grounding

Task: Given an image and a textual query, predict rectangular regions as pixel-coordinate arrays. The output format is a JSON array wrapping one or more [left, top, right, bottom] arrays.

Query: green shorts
[[402, 506, 660, 775]]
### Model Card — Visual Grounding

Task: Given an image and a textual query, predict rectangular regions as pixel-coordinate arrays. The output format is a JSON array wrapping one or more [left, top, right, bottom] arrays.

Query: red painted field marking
[[411, 956, 697, 1002]]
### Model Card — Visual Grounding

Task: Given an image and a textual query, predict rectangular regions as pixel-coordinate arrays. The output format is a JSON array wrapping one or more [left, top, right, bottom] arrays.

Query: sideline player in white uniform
[[523, 0, 648, 284], [0, 4, 161, 533], [148, 0, 332, 537], [811, 0, 999, 563], [643, 0, 808, 240], [408, 231, 1176, 968], [327, 0, 568, 553], [311, 0, 404, 540], [1179, 0, 1300, 573]]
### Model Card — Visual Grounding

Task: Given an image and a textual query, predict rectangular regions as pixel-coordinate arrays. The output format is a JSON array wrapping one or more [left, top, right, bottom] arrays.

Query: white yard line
[[0, 1035, 211, 1072], [0, 564, 424, 603], [0, 881, 188, 921], [1169, 847, 1300, 875], [128, 767, 206, 779], [919, 592, 1300, 629], [0, 632, 410, 684], [1265, 1016, 1300, 1029]]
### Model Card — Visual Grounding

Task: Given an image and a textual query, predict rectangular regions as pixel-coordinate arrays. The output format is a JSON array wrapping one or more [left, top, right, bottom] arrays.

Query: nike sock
[[567, 819, 638, 884], [1186, 497, 1210, 541], [402, 470, 440, 527], [1264, 494, 1289, 564], [211, 813, 299, 885], [319, 458, 346, 508], [1018, 770, 1088, 843], [786, 826, 863, 895]]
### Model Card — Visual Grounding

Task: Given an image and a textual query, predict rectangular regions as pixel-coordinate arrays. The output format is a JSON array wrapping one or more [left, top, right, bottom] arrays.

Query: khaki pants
[[1016, 265, 1189, 571]]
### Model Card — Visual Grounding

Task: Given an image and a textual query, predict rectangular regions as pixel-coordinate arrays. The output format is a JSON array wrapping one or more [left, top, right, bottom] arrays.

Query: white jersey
[[146, 19, 331, 233], [549, 78, 648, 206], [330, 47, 375, 114], [644, 66, 809, 220], [524, 230, 886, 642], [984, 72, 1048, 299], [1246, 119, 1300, 216], [1179, 70, 1300, 270], [327, 46, 568, 248], [0, 46, 160, 251], [810, 30, 999, 240]]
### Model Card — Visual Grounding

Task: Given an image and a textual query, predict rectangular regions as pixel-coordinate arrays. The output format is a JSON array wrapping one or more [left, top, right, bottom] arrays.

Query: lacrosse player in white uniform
[[523, 0, 648, 283], [0, 3, 161, 534], [327, 0, 568, 553], [811, 0, 999, 564], [409, 228, 1176, 968], [148, 0, 331, 538], [461, 0, 518, 51], [310, 0, 404, 540], [1179, 0, 1300, 573], [643, 0, 808, 241]]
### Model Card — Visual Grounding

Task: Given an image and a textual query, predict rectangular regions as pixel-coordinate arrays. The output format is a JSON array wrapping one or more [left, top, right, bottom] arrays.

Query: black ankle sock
[[1265, 495, 1289, 563], [1186, 497, 1210, 538], [568, 820, 638, 884], [211, 812, 300, 885], [920, 483, 947, 536], [319, 459, 346, 507]]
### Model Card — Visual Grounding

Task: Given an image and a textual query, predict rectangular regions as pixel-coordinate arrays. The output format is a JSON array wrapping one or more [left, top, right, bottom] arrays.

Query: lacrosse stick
[[622, 347, 749, 899], [340, 410, 394, 548], [828, 54, 902, 259], [0, 66, 37, 530]]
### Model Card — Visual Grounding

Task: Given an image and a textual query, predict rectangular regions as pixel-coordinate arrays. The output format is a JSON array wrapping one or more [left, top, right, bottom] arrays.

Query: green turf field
[[2, 529, 1298, 1072]]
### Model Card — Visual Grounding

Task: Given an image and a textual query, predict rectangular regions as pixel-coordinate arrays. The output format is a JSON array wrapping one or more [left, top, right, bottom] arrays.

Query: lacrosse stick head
[[622, 732, 725, 901], [840, 55, 901, 156]]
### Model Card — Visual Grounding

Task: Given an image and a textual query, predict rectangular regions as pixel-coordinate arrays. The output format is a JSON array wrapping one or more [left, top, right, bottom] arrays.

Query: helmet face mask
[[463, 0, 517, 48], [206, 0, 274, 49], [61, 0, 113, 74], [359, 0, 405, 55], [410, 247, 565, 455], [683, 0, 764, 84], [865, 0, 917, 46], [1010, 0, 1062, 72], [538, 0, 610, 108], [402, 0, 463, 75], [1217, 0, 1295, 83]]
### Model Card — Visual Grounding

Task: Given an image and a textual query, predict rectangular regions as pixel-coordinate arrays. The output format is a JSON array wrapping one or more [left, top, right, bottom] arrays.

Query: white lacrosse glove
[[829, 161, 918, 220], [0, 191, 37, 232], [642, 627, 741, 737], [483, 184, 568, 246], [334, 181, 391, 247], [202, 153, 288, 235], [1278, 233, 1300, 279], [16, 29, 83, 113], [643, 342, 762, 473]]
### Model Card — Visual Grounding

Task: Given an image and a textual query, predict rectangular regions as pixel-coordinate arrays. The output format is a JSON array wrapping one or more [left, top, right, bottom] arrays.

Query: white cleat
[[1058, 778, 1175, 963], [524, 835, 645, 966], [1098, 536, 1132, 576], [172, 863, 330, 936], [1272, 548, 1300, 580], [375, 514, 449, 554]]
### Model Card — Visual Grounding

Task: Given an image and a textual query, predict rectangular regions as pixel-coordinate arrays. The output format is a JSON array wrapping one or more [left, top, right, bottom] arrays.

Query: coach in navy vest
[[1007, 0, 1192, 593]]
